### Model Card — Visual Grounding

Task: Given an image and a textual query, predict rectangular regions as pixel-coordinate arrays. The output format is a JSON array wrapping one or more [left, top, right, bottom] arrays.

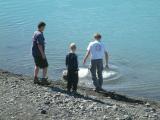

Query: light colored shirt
[[87, 40, 106, 60]]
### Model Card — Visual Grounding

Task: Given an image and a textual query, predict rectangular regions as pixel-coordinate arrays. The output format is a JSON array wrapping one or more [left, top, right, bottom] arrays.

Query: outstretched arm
[[83, 50, 90, 65]]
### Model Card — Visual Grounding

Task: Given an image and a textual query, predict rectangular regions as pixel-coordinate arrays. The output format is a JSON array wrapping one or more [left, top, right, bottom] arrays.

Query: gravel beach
[[0, 69, 160, 120]]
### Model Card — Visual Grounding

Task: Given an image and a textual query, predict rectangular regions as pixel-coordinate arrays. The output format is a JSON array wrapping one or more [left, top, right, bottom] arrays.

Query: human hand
[[83, 59, 86, 65], [105, 64, 109, 70], [42, 54, 46, 59]]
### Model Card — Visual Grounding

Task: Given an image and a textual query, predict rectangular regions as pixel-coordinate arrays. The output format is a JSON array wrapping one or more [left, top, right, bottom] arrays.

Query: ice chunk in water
[[78, 65, 120, 81], [78, 68, 89, 78]]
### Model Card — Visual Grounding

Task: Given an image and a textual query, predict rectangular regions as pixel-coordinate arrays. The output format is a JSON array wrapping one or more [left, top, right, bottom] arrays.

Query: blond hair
[[70, 43, 76, 50]]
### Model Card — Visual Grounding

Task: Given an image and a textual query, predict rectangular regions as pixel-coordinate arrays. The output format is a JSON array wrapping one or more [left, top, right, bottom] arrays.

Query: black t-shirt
[[66, 53, 78, 72]]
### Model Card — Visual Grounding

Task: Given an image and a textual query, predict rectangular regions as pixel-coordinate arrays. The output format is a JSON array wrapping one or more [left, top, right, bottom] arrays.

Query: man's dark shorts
[[33, 56, 48, 69]]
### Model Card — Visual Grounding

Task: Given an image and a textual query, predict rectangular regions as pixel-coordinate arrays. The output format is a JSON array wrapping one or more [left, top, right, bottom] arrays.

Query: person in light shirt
[[83, 33, 109, 92]]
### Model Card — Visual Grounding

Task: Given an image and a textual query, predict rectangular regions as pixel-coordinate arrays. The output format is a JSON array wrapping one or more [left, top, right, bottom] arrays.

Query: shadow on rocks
[[51, 87, 105, 104]]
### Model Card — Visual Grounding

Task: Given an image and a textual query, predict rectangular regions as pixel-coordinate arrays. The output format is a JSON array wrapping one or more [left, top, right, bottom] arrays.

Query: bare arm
[[105, 51, 109, 68], [38, 44, 45, 59], [83, 50, 90, 64]]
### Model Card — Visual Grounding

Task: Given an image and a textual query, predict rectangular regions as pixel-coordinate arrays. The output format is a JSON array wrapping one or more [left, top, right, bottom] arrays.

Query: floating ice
[[78, 64, 121, 81]]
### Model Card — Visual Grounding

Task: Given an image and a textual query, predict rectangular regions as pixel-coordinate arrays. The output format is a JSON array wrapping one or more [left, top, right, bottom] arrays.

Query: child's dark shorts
[[33, 56, 48, 69]]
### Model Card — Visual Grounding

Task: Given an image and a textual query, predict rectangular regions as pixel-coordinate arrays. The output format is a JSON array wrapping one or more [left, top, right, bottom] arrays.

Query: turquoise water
[[0, 0, 160, 100]]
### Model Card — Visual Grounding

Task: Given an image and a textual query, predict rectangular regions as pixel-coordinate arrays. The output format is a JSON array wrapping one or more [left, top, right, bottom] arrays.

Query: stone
[[44, 92, 51, 98], [9, 98, 14, 102], [37, 94, 41, 98], [93, 106, 98, 110], [116, 117, 121, 120], [103, 115, 110, 120], [53, 93, 61, 98], [41, 109, 47, 114], [148, 115, 155, 118], [145, 102, 150, 107], [143, 113, 148, 118], [129, 105, 135, 108], [144, 108, 151, 112], [123, 115, 132, 120], [11, 116, 15, 119], [44, 101, 50, 105], [116, 115, 132, 120], [113, 105, 118, 111], [153, 113, 158, 117], [151, 108, 156, 112], [106, 105, 112, 109]]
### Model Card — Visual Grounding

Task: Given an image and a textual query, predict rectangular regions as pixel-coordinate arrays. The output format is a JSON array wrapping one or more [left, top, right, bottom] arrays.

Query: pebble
[[106, 96, 111, 99], [103, 115, 110, 120], [41, 109, 47, 114], [37, 94, 41, 98], [113, 105, 118, 111], [123, 115, 132, 120], [106, 105, 112, 109], [44, 101, 51, 105], [129, 105, 135, 108], [9, 98, 14, 102], [145, 102, 150, 107], [44, 92, 51, 98], [144, 108, 151, 112], [143, 113, 148, 118], [88, 104, 95, 109], [149, 115, 155, 118], [53, 93, 61, 98], [153, 113, 158, 117], [11, 116, 15, 118], [144, 107, 156, 113], [116, 115, 132, 120]]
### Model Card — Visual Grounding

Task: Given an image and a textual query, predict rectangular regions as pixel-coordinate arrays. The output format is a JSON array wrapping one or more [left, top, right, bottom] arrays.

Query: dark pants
[[67, 71, 78, 91], [90, 59, 103, 89]]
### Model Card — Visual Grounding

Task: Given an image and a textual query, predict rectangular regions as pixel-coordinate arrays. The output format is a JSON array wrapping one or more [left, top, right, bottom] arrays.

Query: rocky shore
[[0, 69, 160, 120]]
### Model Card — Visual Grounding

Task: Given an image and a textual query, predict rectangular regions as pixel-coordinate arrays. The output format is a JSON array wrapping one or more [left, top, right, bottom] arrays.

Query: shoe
[[94, 88, 100, 92], [41, 78, 51, 85], [99, 88, 105, 92], [34, 77, 40, 84], [66, 89, 71, 94], [72, 90, 78, 95]]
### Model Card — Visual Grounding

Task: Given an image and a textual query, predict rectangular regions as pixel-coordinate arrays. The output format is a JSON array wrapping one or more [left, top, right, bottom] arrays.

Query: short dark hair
[[94, 33, 101, 39], [38, 21, 46, 29]]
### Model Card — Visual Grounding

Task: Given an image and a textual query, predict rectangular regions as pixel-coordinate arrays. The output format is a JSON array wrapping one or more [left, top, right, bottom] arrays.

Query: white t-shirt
[[87, 40, 106, 60]]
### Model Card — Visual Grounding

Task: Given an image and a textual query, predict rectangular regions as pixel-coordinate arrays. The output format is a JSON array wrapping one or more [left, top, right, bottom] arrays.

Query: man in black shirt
[[66, 43, 79, 93]]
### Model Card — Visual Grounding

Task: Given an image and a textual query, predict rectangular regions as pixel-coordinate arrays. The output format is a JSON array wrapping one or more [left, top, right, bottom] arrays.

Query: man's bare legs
[[42, 67, 47, 78], [34, 66, 39, 84], [34, 66, 39, 78], [34, 66, 49, 85], [41, 67, 50, 85], [34, 66, 48, 79]]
